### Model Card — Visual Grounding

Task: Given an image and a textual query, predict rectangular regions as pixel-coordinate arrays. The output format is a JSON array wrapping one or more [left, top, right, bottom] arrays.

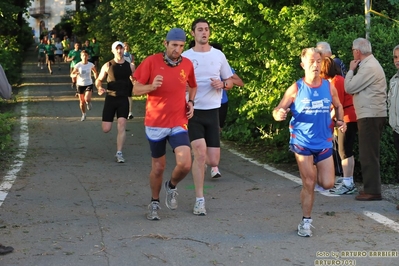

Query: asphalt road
[[0, 47, 398, 266]]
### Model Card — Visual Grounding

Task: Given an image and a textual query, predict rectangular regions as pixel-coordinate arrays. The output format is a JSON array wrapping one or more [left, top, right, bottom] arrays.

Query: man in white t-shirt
[[54, 38, 64, 70], [182, 18, 233, 216]]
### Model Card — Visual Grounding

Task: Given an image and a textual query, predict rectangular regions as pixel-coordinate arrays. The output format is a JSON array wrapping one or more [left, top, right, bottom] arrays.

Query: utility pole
[[365, 0, 370, 39]]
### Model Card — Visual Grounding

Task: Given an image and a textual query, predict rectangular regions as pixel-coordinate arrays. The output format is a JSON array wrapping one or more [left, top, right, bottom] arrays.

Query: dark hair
[[210, 42, 223, 52], [191, 18, 210, 31], [320, 57, 339, 79], [188, 40, 195, 49]]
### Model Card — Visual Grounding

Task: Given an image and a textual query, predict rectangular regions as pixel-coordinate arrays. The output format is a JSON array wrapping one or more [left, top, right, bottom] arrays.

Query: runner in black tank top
[[95, 41, 135, 163]]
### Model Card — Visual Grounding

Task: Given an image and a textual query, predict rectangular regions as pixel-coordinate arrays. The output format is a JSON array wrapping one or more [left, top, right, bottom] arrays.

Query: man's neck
[[114, 57, 125, 64], [304, 76, 321, 87], [192, 43, 211, 52]]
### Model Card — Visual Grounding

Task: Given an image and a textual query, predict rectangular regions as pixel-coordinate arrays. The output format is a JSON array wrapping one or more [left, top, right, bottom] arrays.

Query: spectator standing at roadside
[[345, 38, 387, 201], [316, 41, 347, 180], [387, 44, 399, 211], [320, 57, 358, 195], [95, 41, 135, 163], [316, 41, 347, 77], [133, 28, 197, 220], [182, 18, 234, 216], [273, 48, 346, 237]]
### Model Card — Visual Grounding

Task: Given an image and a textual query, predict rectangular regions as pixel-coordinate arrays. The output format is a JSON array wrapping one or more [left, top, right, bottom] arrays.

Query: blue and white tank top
[[289, 78, 333, 149]]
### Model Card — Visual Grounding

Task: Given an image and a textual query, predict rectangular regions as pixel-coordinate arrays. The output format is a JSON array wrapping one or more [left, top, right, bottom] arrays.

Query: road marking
[[364, 211, 399, 233], [0, 89, 29, 207]]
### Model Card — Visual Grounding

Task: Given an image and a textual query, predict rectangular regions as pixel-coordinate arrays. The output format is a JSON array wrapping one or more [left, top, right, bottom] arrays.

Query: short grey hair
[[301, 47, 322, 62], [393, 45, 399, 56], [316, 41, 332, 55], [352, 38, 372, 55]]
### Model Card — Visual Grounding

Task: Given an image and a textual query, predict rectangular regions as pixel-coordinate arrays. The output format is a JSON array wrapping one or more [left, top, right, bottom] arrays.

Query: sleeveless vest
[[107, 60, 132, 97], [289, 78, 333, 149]]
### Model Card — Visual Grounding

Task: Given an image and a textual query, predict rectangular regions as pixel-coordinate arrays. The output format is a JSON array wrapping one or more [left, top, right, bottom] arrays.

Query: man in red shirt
[[133, 28, 197, 220]]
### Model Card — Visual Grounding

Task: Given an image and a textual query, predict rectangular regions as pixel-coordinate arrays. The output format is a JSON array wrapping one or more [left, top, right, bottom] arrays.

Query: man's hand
[[349, 60, 360, 71], [98, 88, 106, 96], [273, 108, 290, 121], [151, 75, 163, 91]]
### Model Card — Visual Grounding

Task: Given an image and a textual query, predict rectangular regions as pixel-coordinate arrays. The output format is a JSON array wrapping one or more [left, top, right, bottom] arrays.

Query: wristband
[[188, 100, 194, 106]]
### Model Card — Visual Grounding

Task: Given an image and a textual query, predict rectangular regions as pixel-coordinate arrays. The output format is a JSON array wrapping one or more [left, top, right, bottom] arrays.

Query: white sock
[[342, 177, 353, 186]]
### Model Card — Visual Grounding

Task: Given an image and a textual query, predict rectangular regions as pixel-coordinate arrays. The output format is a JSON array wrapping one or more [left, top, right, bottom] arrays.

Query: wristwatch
[[223, 82, 228, 89], [188, 100, 194, 106]]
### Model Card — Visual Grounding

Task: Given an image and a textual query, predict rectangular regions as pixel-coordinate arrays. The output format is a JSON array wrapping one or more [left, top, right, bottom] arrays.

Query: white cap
[[111, 41, 124, 50]]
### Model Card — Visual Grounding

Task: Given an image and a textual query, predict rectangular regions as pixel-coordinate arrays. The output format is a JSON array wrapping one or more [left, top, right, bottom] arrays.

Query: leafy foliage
[[3, 0, 399, 183]]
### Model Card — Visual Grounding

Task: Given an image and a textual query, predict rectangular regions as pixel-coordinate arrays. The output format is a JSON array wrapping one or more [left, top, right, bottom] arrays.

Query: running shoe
[[128, 114, 134, 119], [164, 181, 178, 210], [86, 102, 92, 111], [193, 200, 207, 216], [80, 114, 86, 121], [115, 152, 125, 163], [329, 183, 357, 195], [147, 201, 161, 220], [211, 167, 221, 179], [298, 219, 314, 237], [334, 177, 344, 187]]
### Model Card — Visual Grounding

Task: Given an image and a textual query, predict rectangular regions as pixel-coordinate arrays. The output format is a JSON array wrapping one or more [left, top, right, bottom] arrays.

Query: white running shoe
[[334, 177, 344, 188], [193, 200, 207, 216], [147, 201, 161, 220], [115, 152, 125, 163], [80, 114, 86, 121], [298, 219, 314, 237], [211, 167, 221, 178], [329, 183, 357, 195], [164, 181, 178, 210], [86, 102, 92, 111]]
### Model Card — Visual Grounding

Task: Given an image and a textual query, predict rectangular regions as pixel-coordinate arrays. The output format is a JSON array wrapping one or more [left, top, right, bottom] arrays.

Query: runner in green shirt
[[90, 37, 100, 69], [44, 39, 56, 74], [67, 42, 82, 94], [36, 39, 46, 70]]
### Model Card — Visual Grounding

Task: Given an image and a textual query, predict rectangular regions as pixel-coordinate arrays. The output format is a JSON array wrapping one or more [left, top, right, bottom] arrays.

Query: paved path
[[0, 47, 398, 266]]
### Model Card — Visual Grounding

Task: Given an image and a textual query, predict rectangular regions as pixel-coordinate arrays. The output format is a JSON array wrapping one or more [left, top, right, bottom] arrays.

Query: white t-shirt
[[74, 62, 94, 86], [54, 42, 63, 55], [182, 47, 233, 110]]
